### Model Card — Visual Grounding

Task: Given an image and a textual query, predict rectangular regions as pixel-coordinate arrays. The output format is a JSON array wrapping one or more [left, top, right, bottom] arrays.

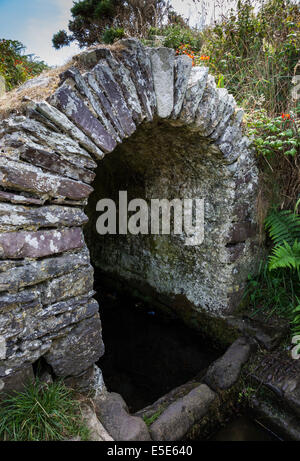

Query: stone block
[[0, 366, 34, 396], [0, 228, 84, 259], [50, 82, 117, 153], [150, 384, 216, 441], [95, 392, 151, 441], [172, 55, 192, 118], [44, 314, 104, 377], [149, 47, 175, 118], [204, 337, 253, 391]]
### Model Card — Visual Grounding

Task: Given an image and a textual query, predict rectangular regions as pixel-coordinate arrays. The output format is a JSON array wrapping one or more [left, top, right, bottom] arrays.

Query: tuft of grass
[[143, 408, 163, 428], [244, 260, 299, 319], [0, 379, 90, 441]]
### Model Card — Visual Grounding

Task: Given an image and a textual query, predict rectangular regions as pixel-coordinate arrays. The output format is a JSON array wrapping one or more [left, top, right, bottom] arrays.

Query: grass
[[201, 0, 299, 116], [0, 379, 90, 441], [143, 408, 163, 427], [244, 260, 299, 318]]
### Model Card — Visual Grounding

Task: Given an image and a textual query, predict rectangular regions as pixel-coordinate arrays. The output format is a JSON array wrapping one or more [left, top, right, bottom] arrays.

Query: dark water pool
[[210, 416, 280, 441], [96, 286, 220, 413]]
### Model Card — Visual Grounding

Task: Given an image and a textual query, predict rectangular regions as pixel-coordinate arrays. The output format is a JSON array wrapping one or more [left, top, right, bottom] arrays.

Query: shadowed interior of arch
[[84, 118, 232, 410]]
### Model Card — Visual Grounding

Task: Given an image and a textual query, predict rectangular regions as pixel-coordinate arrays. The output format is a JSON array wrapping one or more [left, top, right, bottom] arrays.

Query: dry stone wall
[[0, 39, 259, 392]]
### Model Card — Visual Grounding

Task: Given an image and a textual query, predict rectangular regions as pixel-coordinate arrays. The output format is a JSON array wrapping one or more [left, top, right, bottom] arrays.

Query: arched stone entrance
[[0, 39, 259, 392]]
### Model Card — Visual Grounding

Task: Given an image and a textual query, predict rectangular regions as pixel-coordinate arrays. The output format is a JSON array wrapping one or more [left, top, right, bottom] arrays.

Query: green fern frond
[[265, 209, 300, 247], [269, 240, 300, 271], [291, 298, 300, 337]]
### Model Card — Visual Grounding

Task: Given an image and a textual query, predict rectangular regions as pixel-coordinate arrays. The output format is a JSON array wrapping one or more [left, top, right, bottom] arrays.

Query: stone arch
[[0, 39, 259, 391]]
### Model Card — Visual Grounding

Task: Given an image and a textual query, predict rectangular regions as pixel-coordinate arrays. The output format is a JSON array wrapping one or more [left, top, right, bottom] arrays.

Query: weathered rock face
[[0, 39, 259, 392], [85, 119, 259, 320]]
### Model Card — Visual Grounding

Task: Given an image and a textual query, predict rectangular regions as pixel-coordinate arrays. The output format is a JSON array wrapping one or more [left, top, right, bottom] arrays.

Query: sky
[[0, 0, 239, 67]]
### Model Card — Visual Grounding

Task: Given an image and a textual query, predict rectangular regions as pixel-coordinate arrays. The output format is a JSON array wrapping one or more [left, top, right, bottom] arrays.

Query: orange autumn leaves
[[176, 44, 210, 67]]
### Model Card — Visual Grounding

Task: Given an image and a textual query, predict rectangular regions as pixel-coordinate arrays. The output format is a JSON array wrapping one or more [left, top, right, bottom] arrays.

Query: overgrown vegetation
[[245, 203, 300, 338], [0, 39, 48, 91], [201, 0, 299, 115], [52, 0, 186, 49], [200, 0, 300, 341], [0, 380, 89, 441], [147, 24, 203, 52]]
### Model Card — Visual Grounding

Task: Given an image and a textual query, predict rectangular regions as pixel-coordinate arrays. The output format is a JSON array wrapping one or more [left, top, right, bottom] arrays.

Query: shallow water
[[96, 286, 220, 413], [210, 416, 279, 441]]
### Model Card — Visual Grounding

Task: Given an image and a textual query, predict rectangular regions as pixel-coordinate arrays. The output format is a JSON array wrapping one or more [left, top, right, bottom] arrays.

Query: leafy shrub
[[247, 108, 299, 158], [175, 43, 210, 67], [102, 27, 125, 44], [0, 39, 48, 91], [161, 25, 203, 52], [245, 106, 299, 212], [0, 380, 89, 441]]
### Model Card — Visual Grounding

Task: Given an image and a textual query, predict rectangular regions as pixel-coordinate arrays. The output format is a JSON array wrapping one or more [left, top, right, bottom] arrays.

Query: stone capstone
[[172, 55, 192, 118], [149, 47, 175, 118]]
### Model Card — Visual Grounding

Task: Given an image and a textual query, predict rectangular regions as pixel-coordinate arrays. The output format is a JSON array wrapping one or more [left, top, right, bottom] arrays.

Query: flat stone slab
[[60, 66, 120, 142], [114, 39, 156, 121], [0, 228, 84, 259], [150, 384, 216, 441], [0, 191, 45, 206], [3, 116, 97, 170], [204, 337, 254, 391], [94, 61, 136, 137], [35, 101, 104, 159], [21, 146, 95, 184], [249, 350, 300, 419], [0, 248, 90, 292], [135, 380, 201, 422], [180, 66, 209, 124], [0, 203, 88, 232], [16, 75, 52, 93], [101, 50, 143, 123], [0, 158, 93, 202], [50, 82, 117, 153]]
